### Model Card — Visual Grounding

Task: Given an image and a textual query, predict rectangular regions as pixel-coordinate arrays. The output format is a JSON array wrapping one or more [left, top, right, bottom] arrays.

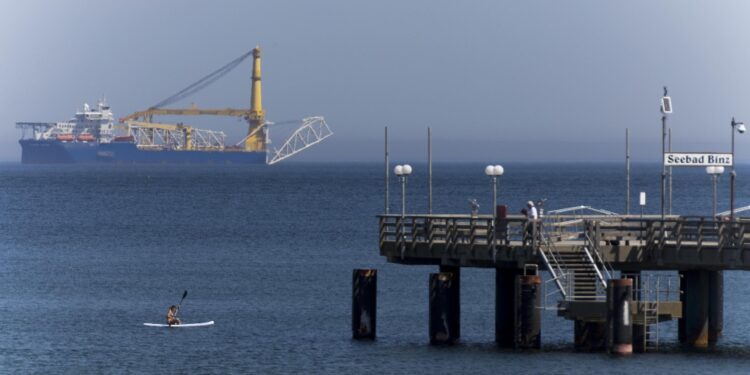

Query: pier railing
[[379, 214, 750, 257], [378, 214, 530, 256]]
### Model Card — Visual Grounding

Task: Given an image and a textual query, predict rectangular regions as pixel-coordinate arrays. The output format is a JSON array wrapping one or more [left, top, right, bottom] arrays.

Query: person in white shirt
[[526, 201, 538, 220], [524, 201, 538, 245]]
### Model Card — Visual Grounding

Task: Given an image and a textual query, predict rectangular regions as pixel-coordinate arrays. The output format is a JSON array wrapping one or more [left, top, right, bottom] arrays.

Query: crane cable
[[151, 50, 253, 109]]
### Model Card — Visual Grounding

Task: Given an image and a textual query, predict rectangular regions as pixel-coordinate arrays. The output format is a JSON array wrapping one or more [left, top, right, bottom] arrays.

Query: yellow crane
[[120, 47, 266, 152]]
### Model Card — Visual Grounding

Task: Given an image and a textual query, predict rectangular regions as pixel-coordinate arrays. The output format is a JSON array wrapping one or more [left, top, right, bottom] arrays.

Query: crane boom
[[120, 107, 251, 122], [115, 46, 333, 162], [120, 47, 265, 153]]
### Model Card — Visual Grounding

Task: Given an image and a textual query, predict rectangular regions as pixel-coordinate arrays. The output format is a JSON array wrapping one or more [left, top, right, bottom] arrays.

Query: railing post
[[646, 221, 655, 249], [595, 220, 601, 246], [488, 218, 496, 262], [739, 221, 746, 251], [426, 216, 433, 251], [398, 216, 406, 259]]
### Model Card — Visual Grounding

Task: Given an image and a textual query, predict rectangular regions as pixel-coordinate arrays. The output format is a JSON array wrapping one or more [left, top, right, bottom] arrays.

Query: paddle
[[175, 290, 188, 318]]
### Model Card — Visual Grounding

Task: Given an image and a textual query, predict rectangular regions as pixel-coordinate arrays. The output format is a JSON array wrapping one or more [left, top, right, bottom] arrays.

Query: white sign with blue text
[[664, 153, 733, 167]]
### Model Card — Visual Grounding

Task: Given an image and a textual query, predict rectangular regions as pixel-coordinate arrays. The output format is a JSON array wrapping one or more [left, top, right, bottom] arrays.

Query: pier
[[359, 208, 750, 352]]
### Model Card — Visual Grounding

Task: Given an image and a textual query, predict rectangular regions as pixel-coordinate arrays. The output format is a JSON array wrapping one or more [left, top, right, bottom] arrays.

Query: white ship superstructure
[[16, 99, 115, 142]]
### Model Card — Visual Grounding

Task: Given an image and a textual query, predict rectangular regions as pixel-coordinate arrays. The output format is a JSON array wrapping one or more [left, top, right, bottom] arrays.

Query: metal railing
[[627, 272, 681, 352], [583, 220, 614, 282], [379, 214, 530, 252], [537, 221, 570, 299], [379, 214, 750, 275]]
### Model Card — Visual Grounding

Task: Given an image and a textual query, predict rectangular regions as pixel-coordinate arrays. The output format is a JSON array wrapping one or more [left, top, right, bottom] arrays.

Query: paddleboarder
[[167, 305, 181, 326]]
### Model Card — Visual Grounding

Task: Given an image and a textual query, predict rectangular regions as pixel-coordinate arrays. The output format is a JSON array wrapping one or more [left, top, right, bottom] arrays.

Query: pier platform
[[370, 211, 744, 351]]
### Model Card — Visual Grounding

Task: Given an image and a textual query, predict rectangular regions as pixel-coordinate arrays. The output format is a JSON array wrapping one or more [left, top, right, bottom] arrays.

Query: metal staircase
[[537, 219, 613, 301], [537, 223, 569, 300], [559, 250, 602, 301]]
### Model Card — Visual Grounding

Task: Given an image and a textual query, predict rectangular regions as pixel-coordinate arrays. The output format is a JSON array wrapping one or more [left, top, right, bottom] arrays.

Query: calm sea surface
[[3, 162, 750, 373]]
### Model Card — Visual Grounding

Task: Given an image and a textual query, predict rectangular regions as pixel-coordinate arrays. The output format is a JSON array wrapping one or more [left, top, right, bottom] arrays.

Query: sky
[[2, 1, 750, 163]]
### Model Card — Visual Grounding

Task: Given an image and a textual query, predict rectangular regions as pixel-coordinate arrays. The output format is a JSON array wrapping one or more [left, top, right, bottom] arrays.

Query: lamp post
[[706, 166, 725, 217], [485, 164, 504, 262], [394, 164, 412, 258], [731, 118, 746, 222], [485, 165, 504, 217], [394, 164, 413, 217], [660, 87, 672, 220]]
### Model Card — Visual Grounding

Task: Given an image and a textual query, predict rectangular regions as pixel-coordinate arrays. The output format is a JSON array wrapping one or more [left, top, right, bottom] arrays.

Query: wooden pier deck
[[379, 213, 750, 270]]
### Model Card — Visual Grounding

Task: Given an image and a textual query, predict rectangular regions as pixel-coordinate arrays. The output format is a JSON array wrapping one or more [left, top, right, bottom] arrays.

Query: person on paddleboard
[[167, 305, 181, 326]]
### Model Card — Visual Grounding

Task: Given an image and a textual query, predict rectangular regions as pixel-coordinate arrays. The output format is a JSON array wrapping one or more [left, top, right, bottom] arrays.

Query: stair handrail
[[581, 245, 607, 289], [536, 222, 568, 299], [583, 220, 614, 280], [537, 242, 568, 299]]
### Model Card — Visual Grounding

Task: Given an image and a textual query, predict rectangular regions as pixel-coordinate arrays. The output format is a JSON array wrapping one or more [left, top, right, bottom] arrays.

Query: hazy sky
[[3, 1, 750, 163]]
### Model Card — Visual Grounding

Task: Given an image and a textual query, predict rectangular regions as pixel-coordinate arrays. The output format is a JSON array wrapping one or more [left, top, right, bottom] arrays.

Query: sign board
[[664, 152, 732, 167], [639, 192, 646, 206]]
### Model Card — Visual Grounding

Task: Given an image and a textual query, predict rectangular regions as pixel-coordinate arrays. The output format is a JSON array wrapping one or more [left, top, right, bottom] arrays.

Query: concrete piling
[[574, 321, 607, 351], [708, 270, 723, 344], [352, 269, 377, 340], [429, 272, 460, 344], [607, 278, 633, 355], [678, 271, 686, 343], [623, 272, 645, 353], [515, 275, 541, 349], [682, 270, 709, 348], [495, 268, 518, 347], [439, 265, 460, 340]]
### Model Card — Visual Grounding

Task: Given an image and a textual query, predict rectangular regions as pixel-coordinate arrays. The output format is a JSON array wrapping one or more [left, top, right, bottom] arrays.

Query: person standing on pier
[[526, 201, 538, 220], [523, 201, 539, 245]]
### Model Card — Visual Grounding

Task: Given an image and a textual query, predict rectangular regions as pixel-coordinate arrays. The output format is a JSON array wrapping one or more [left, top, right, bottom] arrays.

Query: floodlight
[[661, 96, 672, 114]]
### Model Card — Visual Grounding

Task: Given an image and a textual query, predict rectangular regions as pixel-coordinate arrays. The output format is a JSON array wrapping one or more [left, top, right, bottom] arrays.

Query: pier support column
[[515, 274, 542, 349], [352, 269, 377, 340], [439, 265, 460, 340], [429, 271, 460, 345], [682, 270, 709, 348], [574, 321, 606, 352], [495, 268, 519, 348], [623, 272, 645, 353], [607, 278, 633, 355], [678, 271, 686, 343], [708, 270, 723, 344]]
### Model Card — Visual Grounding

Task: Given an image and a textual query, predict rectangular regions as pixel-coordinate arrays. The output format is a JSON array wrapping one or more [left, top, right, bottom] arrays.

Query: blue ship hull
[[19, 140, 267, 164]]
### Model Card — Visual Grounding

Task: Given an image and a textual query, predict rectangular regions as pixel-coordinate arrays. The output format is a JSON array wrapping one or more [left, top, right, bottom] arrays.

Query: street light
[[485, 165, 505, 216], [394, 164, 412, 217], [706, 166, 725, 217], [395, 164, 412, 259], [485, 164, 504, 262], [731, 118, 745, 221]]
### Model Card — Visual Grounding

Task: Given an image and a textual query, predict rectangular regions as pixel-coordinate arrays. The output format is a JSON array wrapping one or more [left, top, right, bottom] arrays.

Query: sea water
[[2, 163, 750, 373]]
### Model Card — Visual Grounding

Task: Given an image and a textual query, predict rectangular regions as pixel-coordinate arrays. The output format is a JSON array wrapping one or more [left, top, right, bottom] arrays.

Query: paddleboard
[[143, 321, 214, 328]]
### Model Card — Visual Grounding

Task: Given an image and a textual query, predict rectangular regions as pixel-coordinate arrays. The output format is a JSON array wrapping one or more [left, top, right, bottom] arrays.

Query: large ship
[[17, 47, 332, 164]]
